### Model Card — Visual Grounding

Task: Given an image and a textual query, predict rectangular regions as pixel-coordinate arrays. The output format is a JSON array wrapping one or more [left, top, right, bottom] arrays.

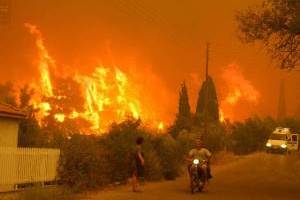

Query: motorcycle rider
[[187, 138, 212, 189]]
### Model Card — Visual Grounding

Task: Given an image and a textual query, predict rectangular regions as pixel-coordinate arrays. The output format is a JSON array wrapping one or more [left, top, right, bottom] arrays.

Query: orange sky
[[0, 0, 300, 123]]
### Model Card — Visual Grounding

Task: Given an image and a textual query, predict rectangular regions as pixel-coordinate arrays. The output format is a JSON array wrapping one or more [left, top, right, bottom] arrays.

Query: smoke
[[220, 64, 260, 121]]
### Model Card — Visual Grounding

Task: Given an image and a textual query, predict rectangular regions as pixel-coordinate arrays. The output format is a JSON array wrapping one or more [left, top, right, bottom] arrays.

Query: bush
[[100, 119, 147, 182], [228, 117, 274, 155], [176, 130, 197, 158], [279, 118, 300, 133], [202, 124, 226, 152], [152, 135, 181, 180], [59, 134, 110, 191], [143, 148, 163, 181], [58, 119, 187, 190]]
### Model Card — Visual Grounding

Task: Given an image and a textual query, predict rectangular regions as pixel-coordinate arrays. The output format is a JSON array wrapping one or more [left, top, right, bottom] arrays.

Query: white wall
[[0, 117, 19, 147]]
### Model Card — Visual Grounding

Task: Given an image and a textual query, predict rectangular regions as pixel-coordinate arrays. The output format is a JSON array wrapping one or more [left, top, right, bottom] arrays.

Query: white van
[[266, 127, 299, 153]]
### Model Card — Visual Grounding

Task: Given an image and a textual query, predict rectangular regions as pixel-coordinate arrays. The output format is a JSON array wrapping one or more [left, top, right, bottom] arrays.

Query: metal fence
[[0, 147, 60, 185]]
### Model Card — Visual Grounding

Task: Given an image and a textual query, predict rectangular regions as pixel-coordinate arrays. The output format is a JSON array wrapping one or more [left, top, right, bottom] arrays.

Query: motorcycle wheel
[[198, 182, 204, 192], [190, 181, 196, 194], [190, 177, 198, 194], [198, 173, 206, 192]]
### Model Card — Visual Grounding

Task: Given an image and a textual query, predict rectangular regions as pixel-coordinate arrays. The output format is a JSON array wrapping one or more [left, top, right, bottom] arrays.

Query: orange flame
[[24, 23, 167, 133], [24, 23, 54, 97], [219, 109, 225, 122], [158, 122, 165, 131], [220, 64, 260, 121]]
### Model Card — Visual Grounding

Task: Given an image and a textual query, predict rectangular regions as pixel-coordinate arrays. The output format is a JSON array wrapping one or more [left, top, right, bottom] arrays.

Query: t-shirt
[[189, 148, 212, 162]]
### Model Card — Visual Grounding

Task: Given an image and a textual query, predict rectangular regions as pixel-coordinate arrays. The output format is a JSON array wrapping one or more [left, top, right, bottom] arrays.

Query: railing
[[0, 147, 60, 185]]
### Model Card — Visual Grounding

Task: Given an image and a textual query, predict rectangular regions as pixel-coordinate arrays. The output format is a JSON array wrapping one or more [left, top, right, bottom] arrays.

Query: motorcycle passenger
[[187, 138, 212, 187]]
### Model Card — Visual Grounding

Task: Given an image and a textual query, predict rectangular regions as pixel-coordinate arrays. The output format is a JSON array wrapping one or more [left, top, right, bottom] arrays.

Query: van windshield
[[269, 134, 287, 140]]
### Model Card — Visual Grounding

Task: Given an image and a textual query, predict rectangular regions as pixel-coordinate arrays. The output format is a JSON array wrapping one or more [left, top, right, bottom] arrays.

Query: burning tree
[[236, 0, 300, 69], [21, 23, 166, 134]]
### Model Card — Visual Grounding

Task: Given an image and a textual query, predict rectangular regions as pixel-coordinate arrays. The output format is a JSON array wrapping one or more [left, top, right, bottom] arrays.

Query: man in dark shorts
[[132, 137, 145, 192]]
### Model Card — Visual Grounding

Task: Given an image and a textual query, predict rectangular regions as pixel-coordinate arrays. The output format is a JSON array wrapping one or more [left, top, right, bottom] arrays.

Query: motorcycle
[[189, 159, 208, 194]]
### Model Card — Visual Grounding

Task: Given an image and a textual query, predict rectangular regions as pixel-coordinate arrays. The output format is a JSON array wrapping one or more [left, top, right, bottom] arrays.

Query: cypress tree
[[172, 81, 192, 136], [195, 76, 219, 125]]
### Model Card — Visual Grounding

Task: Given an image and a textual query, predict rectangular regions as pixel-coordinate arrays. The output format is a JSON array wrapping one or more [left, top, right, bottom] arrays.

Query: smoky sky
[[0, 0, 300, 121]]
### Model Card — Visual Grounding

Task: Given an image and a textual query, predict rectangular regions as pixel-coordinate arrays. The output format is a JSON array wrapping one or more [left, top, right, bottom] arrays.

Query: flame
[[220, 64, 260, 121], [158, 122, 164, 131], [219, 109, 225, 122], [23, 23, 166, 133], [74, 66, 142, 131], [225, 88, 241, 105], [24, 23, 54, 97], [24, 23, 56, 125], [54, 113, 65, 123]]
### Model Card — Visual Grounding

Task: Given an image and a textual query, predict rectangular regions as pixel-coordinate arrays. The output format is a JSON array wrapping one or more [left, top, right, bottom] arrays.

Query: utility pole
[[205, 43, 209, 81], [0, 0, 11, 27], [203, 43, 210, 136]]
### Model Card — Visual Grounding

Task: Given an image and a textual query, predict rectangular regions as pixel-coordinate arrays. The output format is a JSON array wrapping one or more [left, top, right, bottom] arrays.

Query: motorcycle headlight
[[281, 144, 287, 149], [266, 143, 272, 147], [193, 159, 200, 165]]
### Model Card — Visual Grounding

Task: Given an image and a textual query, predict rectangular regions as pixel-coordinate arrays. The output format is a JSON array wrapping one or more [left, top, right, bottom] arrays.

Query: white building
[[0, 103, 26, 147], [0, 103, 60, 192]]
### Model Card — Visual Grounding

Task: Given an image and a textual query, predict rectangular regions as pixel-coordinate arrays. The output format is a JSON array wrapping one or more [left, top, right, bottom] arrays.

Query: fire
[[24, 23, 54, 97], [54, 113, 65, 123], [219, 109, 225, 122], [74, 66, 142, 130], [226, 88, 241, 105], [158, 122, 165, 131], [220, 64, 260, 121], [23, 23, 166, 133]]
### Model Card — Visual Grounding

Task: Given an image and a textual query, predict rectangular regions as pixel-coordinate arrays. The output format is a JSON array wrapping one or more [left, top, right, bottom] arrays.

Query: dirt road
[[82, 153, 300, 200]]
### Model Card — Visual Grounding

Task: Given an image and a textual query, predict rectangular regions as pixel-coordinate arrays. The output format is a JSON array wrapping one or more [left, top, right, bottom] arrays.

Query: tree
[[236, 0, 300, 69], [41, 76, 92, 139], [0, 82, 17, 106], [18, 85, 48, 147], [195, 76, 219, 125], [170, 82, 192, 136]]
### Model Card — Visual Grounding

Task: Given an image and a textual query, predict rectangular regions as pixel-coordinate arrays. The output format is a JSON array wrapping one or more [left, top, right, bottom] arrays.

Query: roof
[[0, 103, 26, 119]]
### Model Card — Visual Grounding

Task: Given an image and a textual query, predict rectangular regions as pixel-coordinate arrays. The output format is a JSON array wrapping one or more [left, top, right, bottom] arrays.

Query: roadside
[[78, 152, 300, 200], [0, 150, 242, 200], [1, 152, 299, 200]]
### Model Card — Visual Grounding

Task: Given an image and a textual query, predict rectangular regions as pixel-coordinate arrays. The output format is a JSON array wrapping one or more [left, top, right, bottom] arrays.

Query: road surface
[[82, 153, 300, 200]]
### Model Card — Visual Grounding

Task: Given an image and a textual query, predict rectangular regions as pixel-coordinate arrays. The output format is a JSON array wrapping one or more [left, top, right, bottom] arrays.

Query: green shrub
[[59, 134, 110, 191], [143, 148, 163, 181], [228, 117, 274, 155], [202, 124, 226, 152], [152, 135, 181, 180], [176, 130, 197, 157], [59, 119, 186, 191], [100, 119, 146, 182]]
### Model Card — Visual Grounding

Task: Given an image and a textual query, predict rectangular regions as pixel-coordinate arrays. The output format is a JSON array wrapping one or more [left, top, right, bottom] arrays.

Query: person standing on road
[[131, 136, 145, 192]]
